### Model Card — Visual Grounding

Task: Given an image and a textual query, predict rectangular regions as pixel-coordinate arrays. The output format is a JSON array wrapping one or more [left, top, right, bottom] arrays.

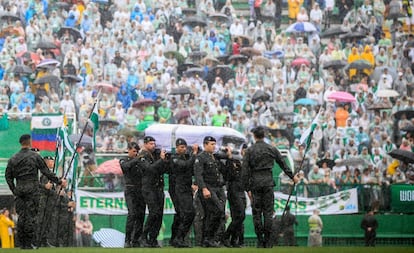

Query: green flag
[[299, 112, 320, 153], [91, 105, 99, 151]]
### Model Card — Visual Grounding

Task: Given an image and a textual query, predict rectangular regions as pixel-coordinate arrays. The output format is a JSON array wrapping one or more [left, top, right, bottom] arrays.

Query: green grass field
[[3, 247, 414, 252]]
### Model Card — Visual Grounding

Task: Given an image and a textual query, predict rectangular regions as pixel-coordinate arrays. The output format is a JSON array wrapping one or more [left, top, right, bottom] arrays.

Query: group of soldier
[[4, 126, 299, 249], [120, 126, 299, 248]]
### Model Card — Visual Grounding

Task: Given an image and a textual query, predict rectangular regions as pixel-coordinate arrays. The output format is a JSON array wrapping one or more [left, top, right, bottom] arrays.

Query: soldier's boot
[[222, 231, 231, 247]]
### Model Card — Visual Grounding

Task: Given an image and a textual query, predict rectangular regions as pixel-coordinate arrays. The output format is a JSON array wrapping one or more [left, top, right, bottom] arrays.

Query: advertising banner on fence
[[77, 188, 358, 215], [391, 184, 414, 213]]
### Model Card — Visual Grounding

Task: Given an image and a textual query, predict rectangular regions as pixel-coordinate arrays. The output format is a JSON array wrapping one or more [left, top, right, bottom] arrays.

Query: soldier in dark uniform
[[223, 144, 247, 247], [36, 156, 58, 247], [169, 138, 198, 248], [139, 136, 168, 247], [194, 136, 234, 248], [5, 134, 66, 249], [361, 210, 378, 247], [241, 127, 298, 248], [280, 205, 298, 246], [120, 142, 146, 248]]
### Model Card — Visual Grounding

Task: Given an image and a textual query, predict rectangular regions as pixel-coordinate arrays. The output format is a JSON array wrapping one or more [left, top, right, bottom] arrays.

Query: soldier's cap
[[203, 136, 216, 143], [143, 136, 156, 143], [128, 142, 139, 150], [31, 147, 40, 152], [251, 126, 266, 137], [19, 134, 31, 144], [43, 156, 54, 160], [176, 138, 187, 146]]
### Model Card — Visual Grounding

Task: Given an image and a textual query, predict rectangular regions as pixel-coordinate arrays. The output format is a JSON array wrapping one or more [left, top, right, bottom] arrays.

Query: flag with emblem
[[91, 104, 99, 151], [299, 111, 320, 153], [31, 113, 63, 151]]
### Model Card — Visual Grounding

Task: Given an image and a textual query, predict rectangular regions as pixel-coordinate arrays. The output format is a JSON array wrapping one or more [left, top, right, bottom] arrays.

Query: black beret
[[19, 134, 31, 144], [143, 136, 156, 143], [128, 142, 140, 150], [203, 136, 216, 143], [43, 156, 54, 160], [176, 138, 187, 146], [251, 126, 266, 137]]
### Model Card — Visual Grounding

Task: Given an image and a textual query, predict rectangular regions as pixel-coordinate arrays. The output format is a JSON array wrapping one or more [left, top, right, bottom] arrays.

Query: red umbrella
[[291, 57, 311, 67], [132, 98, 155, 108], [95, 82, 117, 93], [15, 51, 41, 65], [328, 91, 356, 102], [96, 159, 123, 175]]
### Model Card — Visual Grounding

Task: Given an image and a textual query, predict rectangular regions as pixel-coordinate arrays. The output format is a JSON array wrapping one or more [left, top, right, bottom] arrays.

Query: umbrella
[[200, 56, 220, 65], [285, 22, 317, 33], [336, 157, 368, 167], [93, 228, 125, 248], [321, 27, 349, 38], [69, 134, 93, 146], [234, 35, 253, 46], [34, 75, 60, 85], [184, 67, 204, 77], [401, 125, 414, 133], [62, 74, 82, 83], [175, 109, 191, 120], [268, 128, 289, 138], [52, 2, 71, 10], [340, 32, 367, 41], [376, 89, 399, 98], [0, 12, 20, 22], [182, 16, 207, 27], [346, 60, 372, 70], [208, 13, 230, 25], [294, 98, 317, 106], [169, 87, 193, 95], [94, 82, 116, 93], [96, 159, 122, 175], [323, 60, 347, 70], [208, 65, 235, 84], [216, 54, 229, 63], [393, 110, 414, 120], [181, 8, 197, 17], [328, 91, 356, 102], [291, 57, 311, 67], [36, 59, 61, 68], [15, 51, 41, 64], [240, 47, 261, 57], [388, 149, 414, 164], [252, 90, 270, 103], [371, 66, 398, 82], [177, 63, 201, 75], [8, 65, 32, 75], [58, 26, 82, 41], [317, 159, 335, 168], [164, 51, 184, 64], [99, 119, 119, 126], [35, 40, 57, 50], [188, 51, 207, 63], [227, 54, 249, 64], [263, 50, 284, 59], [367, 104, 392, 111], [252, 56, 273, 68], [132, 98, 155, 108], [117, 128, 140, 137]]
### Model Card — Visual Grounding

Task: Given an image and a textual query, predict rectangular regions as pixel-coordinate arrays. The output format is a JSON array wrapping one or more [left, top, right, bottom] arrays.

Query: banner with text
[[77, 188, 358, 215], [391, 184, 414, 213]]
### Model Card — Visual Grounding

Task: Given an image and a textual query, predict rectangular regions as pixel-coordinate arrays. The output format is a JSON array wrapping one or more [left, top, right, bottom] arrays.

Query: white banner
[[76, 188, 358, 215], [31, 114, 63, 129]]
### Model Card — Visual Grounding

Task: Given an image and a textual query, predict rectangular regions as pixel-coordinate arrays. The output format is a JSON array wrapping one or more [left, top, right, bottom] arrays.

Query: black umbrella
[[182, 16, 207, 27], [346, 60, 372, 70], [185, 67, 204, 77], [132, 98, 155, 108], [189, 51, 207, 61], [63, 74, 82, 83], [8, 65, 32, 75], [401, 125, 414, 133], [208, 13, 230, 25], [268, 128, 289, 138], [169, 87, 193, 95], [69, 134, 93, 146], [35, 40, 57, 50], [99, 119, 120, 126], [34, 75, 60, 85], [323, 60, 348, 70], [216, 54, 229, 63], [58, 26, 82, 41], [317, 159, 335, 169], [367, 103, 392, 111], [177, 62, 201, 75], [181, 8, 197, 17], [393, 110, 414, 120], [234, 35, 253, 46], [208, 65, 235, 84], [252, 90, 270, 104], [340, 31, 367, 41], [321, 27, 348, 38], [388, 149, 414, 164], [227, 54, 249, 64], [0, 12, 20, 22]]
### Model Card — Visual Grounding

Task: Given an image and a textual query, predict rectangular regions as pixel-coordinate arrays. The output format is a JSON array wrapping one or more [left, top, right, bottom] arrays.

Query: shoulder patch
[[140, 157, 146, 162], [195, 159, 199, 164]]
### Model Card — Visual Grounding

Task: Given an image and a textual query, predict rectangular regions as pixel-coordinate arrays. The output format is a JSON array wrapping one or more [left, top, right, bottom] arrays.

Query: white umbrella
[[93, 228, 125, 248], [285, 22, 317, 33], [376, 89, 399, 98]]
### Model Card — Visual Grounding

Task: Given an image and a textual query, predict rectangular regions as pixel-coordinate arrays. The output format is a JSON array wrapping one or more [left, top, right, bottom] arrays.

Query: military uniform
[[168, 163, 179, 246], [120, 155, 146, 247], [169, 150, 196, 247], [194, 150, 233, 247], [242, 137, 294, 248], [5, 143, 62, 249], [361, 211, 378, 247], [139, 149, 167, 247], [223, 159, 246, 247]]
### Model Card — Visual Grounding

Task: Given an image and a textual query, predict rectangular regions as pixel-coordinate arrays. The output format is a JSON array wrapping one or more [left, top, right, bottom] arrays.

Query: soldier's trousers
[[169, 186, 180, 242], [142, 189, 164, 243], [199, 186, 226, 242], [175, 187, 195, 240], [124, 186, 146, 245], [225, 188, 246, 244], [251, 186, 274, 245]]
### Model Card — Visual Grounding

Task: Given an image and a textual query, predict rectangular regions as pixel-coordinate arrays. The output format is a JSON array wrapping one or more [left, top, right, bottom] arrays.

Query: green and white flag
[[90, 105, 99, 151], [300, 112, 320, 153]]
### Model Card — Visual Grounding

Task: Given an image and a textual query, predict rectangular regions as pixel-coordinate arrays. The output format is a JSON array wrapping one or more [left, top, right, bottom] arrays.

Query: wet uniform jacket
[[120, 156, 143, 187], [194, 151, 230, 189]]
